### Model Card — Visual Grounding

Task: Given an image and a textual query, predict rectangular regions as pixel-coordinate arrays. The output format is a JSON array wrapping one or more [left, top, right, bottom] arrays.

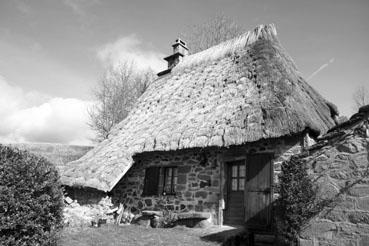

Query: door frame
[[245, 153, 274, 231]]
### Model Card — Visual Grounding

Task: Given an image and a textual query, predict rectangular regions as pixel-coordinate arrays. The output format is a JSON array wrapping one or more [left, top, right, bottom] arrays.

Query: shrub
[[277, 155, 317, 244], [0, 145, 64, 246]]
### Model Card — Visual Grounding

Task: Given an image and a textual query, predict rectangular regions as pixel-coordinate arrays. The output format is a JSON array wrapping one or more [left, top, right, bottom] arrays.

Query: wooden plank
[[245, 154, 273, 229]]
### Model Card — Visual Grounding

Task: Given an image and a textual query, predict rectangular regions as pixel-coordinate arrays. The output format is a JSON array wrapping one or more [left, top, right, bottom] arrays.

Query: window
[[142, 166, 178, 196], [163, 167, 178, 195], [142, 166, 161, 196], [230, 162, 245, 191]]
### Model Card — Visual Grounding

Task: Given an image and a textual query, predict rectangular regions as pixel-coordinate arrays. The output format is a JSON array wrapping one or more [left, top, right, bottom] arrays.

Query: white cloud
[[97, 35, 166, 72], [0, 75, 94, 145]]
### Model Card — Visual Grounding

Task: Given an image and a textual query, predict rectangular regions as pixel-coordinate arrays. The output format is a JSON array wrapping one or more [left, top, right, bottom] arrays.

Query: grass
[[58, 224, 243, 246]]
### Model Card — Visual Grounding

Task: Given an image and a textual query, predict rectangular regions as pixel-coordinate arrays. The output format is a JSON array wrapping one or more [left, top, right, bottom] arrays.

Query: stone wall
[[298, 132, 369, 245], [111, 148, 221, 223], [111, 135, 304, 225]]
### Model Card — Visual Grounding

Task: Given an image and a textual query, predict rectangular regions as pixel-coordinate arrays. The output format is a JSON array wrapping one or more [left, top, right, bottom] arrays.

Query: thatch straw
[[61, 24, 337, 192]]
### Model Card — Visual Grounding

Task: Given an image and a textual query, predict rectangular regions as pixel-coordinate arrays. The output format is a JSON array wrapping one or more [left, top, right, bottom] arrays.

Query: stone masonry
[[298, 131, 369, 245]]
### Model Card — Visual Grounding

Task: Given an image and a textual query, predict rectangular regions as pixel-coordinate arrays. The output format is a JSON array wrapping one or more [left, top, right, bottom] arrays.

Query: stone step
[[176, 212, 211, 220], [141, 210, 163, 217]]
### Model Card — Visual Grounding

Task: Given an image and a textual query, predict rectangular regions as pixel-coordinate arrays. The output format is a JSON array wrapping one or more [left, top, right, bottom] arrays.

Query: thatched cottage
[[61, 24, 338, 229]]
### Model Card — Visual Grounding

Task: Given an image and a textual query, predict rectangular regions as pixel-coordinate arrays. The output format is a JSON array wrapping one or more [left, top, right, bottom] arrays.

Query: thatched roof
[[61, 24, 337, 192], [7, 143, 92, 172]]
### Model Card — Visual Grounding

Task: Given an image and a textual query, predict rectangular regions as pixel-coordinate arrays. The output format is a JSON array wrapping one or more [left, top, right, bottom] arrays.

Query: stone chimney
[[157, 38, 188, 76]]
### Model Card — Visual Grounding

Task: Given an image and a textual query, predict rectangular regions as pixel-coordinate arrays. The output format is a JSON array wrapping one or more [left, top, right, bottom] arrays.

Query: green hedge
[[277, 155, 317, 244], [0, 145, 64, 246]]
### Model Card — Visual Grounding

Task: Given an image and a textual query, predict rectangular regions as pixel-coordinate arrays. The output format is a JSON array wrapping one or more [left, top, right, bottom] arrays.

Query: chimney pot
[[157, 38, 188, 76]]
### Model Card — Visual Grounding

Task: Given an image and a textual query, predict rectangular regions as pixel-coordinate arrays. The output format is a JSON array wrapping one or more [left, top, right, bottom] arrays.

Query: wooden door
[[224, 160, 246, 225], [245, 154, 273, 230]]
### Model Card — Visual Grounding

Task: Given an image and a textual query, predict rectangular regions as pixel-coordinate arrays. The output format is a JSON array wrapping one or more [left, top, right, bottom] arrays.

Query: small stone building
[[61, 24, 337, 230], [296, 106, 369, 245]]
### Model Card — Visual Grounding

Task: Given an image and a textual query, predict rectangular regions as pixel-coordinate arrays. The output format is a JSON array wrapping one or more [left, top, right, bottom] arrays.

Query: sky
[[0, 0, 368, 145]]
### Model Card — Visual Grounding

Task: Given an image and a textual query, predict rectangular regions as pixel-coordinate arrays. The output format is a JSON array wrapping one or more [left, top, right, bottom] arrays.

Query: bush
[[0, 145, 64, 245], [277, 156, 317, 244]]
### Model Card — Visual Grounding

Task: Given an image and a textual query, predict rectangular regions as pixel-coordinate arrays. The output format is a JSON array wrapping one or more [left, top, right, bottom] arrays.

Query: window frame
[[142, 166, 178, 197], [162, 166, 178, 196]]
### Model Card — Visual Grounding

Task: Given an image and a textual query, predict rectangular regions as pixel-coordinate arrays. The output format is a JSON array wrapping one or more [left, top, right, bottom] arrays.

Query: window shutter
[[142, 167, 161, 196]]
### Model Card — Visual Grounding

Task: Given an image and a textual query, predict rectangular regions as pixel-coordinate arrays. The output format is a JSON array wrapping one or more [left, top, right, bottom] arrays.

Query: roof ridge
[[172, 24, 277, 72]]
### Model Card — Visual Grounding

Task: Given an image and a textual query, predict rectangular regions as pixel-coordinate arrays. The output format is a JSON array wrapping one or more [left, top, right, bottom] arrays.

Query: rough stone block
[[348, 211, 369, 224], [323, 209, 347, 222], [177, 174, 187, 184], [194, 219, 212, 228], [335, 197, 356, 210], [142, 210, 163, 217], [176, 184, 187, 191], [200, 180, 211, 188], [300, 221, 337, 238], [357, 224, 369, 235], [136, 217, 151, 227], [195, 191, 208, 199], [198, 174, 211, 180], [144, 199, 152, 207], [359, 235, 369, 246], [348, 184, 369, 197], [337, 142, 359, 153], [350, 152, 369, 168], [178, 166, 191, 174], [317, 181, 339, 200], [184, 191, 192, 198], [358, 197, 369, 210]]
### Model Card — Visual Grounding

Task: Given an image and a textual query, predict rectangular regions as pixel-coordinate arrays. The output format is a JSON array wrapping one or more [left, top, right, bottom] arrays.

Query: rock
[[106, 207, 118, 214], [195, 191, 208, 199], [178, 166, 191, 173], [193, 219, 212, 228], [144, 199, 152, 207], [348, 184, 369, 197], [337, 142, 358, 153], [165, 205, 174, 210], [200, 180, 210, 188], [177, 175, 187, 184], [358, 197, 369, 210], [64, 196, 73, 205], [184, 191, 192, 198], [150, 215, 161, 228], [347, 211, 369, 224], [142, 210, 163, 217], [137, 201, 144, 209], [176, 185, 186, 191], [137, 218, 151, 227], [198, 174, 211, 180]]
